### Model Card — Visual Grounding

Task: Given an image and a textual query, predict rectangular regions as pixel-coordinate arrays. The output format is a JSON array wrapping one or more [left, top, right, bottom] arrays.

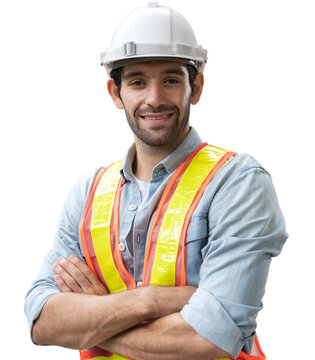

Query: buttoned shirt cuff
[[180, 287, 244, 358]]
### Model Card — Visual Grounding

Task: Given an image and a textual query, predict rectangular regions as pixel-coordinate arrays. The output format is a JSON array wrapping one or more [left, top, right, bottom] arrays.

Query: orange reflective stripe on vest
[[79, 143, 265, 360]]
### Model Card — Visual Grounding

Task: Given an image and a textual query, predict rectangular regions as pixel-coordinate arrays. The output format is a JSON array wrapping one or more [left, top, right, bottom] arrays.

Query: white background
[[1, 0, 314, 358]]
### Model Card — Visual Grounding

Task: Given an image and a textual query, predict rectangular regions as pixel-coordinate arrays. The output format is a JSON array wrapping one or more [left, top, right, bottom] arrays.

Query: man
[[25, 3, 287, 360]]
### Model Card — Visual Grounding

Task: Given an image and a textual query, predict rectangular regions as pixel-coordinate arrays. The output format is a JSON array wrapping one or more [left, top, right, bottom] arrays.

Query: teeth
[[143, 114, 170, 120]]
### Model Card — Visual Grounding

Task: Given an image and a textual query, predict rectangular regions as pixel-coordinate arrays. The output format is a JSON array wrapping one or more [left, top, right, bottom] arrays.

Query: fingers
[[54, 274, 72, 293], [53, 255, 107, 295], [66, 255, 108, 295], [53, 259, 84, 293], [67, 255, 100, 286]]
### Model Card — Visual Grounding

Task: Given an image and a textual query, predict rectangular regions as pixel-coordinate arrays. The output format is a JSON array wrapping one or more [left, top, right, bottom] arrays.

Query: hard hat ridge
[[100, 2, 207, 75]]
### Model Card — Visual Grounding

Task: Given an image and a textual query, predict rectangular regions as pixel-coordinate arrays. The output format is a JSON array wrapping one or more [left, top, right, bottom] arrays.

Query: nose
[[144, 81, 167, 108]]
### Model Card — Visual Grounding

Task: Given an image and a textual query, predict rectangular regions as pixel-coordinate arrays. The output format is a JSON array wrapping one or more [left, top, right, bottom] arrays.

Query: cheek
[[121, 90, 144, 113], [173, 89, 191, 110], [183, 82, 193, 102], [169, 81, 192, 105]]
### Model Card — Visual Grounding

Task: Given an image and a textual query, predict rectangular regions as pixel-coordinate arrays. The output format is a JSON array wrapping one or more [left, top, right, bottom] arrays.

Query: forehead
[[122, 60, 188, 79]]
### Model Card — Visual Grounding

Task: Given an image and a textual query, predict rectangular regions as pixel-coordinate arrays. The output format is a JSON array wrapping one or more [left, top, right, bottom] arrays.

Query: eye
[[165, 78, 180, 85], [130, 80, 145, 87]]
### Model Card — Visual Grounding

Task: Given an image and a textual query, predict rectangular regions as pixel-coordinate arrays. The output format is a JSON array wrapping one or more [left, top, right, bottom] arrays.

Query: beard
[[123, 101, 191, 147]]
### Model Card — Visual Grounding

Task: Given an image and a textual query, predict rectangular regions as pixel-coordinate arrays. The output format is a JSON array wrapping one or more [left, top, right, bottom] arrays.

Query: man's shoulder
[[218, 151, 265, 174], [209, 150, 270, 194], [70, 167, 105, 204], [202, 140, 263, 173], [228, 152, 263, 170]]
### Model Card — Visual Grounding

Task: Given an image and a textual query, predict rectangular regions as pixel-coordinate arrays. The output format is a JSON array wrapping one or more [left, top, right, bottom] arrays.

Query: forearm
[[32, 286, 196, 350], [99, 312, 231, 360], [32, 289, 150, 350]]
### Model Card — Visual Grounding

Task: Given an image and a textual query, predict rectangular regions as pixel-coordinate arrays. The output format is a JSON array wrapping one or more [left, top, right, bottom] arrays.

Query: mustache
[[135, 105, 179, 117]]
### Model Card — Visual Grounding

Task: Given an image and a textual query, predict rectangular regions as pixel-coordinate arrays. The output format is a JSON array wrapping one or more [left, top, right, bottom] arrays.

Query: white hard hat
[[100, 2, 207, 75]]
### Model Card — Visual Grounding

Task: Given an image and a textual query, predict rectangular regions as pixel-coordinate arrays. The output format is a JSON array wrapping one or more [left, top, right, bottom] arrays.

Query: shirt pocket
[[184, 213, 209, 286], [185, 212, 209, 244]]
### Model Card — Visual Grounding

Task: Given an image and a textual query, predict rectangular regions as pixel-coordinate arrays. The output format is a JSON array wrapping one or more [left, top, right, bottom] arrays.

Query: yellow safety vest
[[79, 143, 265, 360]]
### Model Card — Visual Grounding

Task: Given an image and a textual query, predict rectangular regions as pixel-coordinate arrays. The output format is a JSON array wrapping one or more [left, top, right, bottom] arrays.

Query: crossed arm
[[32, 255, 230, 360]]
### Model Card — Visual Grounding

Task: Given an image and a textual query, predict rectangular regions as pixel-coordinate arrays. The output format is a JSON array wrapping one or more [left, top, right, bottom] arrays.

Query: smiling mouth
[[140, 113, 173, 120]]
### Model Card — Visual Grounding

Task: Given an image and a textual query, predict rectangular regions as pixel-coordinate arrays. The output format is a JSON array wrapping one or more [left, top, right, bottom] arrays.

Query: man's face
[[118, 61, 193, 148]]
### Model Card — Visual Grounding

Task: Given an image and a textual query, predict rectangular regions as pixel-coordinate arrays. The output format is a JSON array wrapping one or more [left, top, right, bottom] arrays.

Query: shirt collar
[[120, 127, 203, 182]]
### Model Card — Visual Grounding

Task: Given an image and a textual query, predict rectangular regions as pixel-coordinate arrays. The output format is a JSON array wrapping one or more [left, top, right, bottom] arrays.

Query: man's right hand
[[53, 255, 108, 296]]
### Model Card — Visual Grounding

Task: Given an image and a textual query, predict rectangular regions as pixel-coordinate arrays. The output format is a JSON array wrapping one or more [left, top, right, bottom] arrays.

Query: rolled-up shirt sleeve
[[24, 172, 94, 335], [181, 165, 288, 357]]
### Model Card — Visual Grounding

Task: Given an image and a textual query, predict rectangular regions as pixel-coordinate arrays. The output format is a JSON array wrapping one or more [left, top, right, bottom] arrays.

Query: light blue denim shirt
[[25, 127, 287, 358]]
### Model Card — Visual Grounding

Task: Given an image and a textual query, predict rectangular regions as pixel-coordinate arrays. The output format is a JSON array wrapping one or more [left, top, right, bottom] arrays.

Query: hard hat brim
[[104, 56, 204, 75]]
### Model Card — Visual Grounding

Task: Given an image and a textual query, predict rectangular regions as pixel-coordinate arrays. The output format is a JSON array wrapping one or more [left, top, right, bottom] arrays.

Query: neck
[[132, 129, 190, 182]]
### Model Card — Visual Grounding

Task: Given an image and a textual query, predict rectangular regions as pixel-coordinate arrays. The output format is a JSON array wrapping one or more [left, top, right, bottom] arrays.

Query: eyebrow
[[122, 68, 186, 81], [122, 71, 145, 81], [161, 68, 186, 77]]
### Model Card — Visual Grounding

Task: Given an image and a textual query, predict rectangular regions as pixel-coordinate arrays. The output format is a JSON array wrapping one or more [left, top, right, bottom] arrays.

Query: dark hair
[[110, 64, 198, 99], [110, 67, 123, 98], [187, 65, 198, 96]]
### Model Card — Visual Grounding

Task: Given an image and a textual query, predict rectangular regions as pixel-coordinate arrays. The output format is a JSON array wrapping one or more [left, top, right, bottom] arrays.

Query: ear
[[107, 78, 124, 109], [190, 72, 204, 105]]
